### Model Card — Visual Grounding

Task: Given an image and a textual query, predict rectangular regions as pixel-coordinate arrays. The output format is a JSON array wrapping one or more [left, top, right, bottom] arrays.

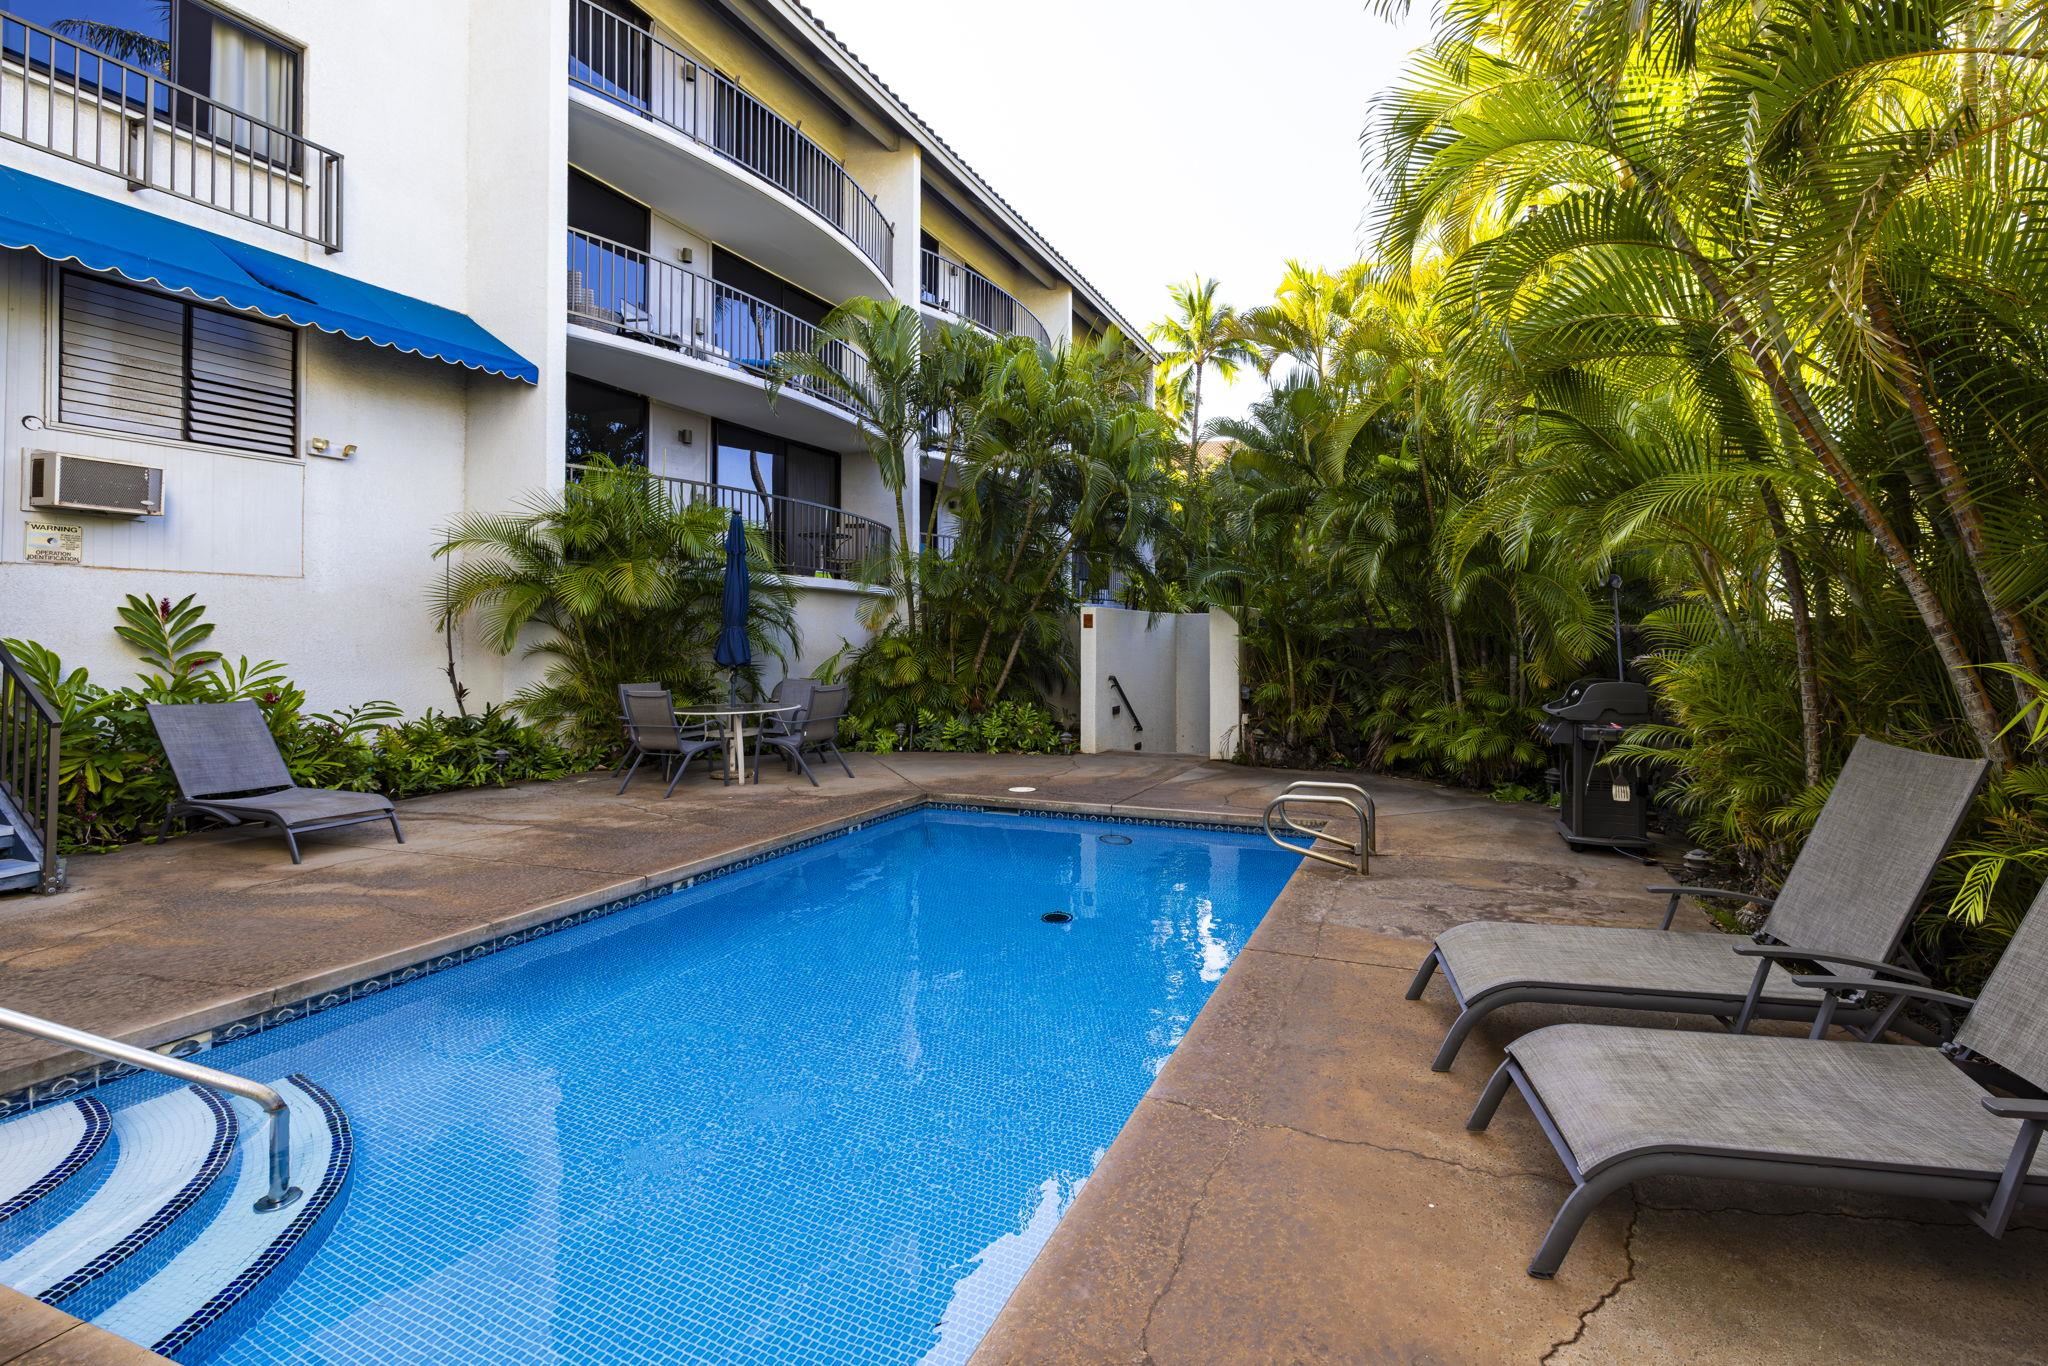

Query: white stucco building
[[0, 0, 1146, 712]]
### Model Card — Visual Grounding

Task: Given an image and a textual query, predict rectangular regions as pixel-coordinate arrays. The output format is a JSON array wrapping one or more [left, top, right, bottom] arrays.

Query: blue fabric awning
[[0, 166, 537, 383]]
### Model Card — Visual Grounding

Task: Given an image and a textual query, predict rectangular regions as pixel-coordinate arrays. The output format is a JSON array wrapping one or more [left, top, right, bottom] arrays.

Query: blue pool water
[[101, 809, 1300, 1364]]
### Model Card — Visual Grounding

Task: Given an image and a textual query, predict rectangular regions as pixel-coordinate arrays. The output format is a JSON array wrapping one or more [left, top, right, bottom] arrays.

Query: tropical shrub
[[5, 596, 592, 854], [841, 701, 1072, 756], [433, 457, 798, 751]]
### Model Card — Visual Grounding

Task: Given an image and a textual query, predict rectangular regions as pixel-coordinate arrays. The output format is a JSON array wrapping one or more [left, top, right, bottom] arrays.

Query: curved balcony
[[571, 465, 891, 579], [566, 229, 870, 450], [920, 249, 1050, 347], [568, 0, 892, 301]]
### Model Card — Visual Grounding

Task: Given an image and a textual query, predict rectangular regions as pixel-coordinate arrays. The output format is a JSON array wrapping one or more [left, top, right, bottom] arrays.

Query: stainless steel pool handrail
[[1280, 781, 1377, 856], [0, 1006, 300, 1213], [1264, 791, 1371, 875]]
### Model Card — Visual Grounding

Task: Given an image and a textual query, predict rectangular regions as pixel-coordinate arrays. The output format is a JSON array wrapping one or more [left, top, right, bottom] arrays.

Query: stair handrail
[[1263, 791, 1371, 875], [0, 642, 62, 893], [0, 1007, 300, 1213], [1104, 674, 1144, 733]]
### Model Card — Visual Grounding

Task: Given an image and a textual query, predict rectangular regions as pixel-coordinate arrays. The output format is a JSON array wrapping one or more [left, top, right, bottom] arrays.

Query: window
[[58, 272, 298, 458], [566, 376, 648, 468], [713, 421, 840, 571], [7, 1, 299, 143]]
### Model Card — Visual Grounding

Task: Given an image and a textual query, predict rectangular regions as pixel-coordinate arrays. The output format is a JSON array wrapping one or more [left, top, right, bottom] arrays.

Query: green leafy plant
[[5, 596, 598, 854]]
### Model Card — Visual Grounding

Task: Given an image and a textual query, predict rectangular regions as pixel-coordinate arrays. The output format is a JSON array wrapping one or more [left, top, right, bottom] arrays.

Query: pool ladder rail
[[1263, 781, 1377, 875], [0, 1006, 353, 1361]]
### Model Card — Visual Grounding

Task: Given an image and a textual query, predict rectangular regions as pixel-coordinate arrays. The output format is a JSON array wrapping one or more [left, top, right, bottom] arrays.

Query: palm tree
[[431, 459, 797, 749], [771, 298, 927, 632], [1148, 276, 1256, 483]]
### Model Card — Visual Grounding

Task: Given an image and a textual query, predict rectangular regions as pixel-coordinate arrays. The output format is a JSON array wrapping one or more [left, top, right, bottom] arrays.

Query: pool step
[[0, 1076, 351, 1362], [0, 1098, 109, 1225], [0, 1087, 238, 1315]]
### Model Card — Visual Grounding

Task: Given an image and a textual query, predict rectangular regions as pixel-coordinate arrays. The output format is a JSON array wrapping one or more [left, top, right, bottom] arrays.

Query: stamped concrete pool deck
[[1, 752, 2044, 1363]]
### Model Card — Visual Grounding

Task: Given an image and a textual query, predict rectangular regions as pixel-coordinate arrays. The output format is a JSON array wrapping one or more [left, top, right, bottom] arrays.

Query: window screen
[[59, 272, 298, 458]]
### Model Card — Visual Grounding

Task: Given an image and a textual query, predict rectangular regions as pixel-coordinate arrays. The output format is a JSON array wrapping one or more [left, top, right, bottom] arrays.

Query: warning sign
[[24, 520, 81, 565]]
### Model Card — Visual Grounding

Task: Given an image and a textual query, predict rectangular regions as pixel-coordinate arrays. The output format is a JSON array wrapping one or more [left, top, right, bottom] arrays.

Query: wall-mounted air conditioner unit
[[27, 451, 164, 517]]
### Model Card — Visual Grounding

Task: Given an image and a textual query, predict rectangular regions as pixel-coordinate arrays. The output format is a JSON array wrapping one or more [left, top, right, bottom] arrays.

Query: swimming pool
[[78, 808, 1300, 1363]]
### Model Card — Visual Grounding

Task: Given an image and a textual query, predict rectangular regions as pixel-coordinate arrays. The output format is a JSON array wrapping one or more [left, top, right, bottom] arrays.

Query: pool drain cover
[[1098, 833, 1132, 845], [1041, 911, 1074, 924]]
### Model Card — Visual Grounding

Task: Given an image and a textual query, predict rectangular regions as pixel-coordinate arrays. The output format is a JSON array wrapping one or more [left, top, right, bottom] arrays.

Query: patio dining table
[[674, 704, 801, 784]]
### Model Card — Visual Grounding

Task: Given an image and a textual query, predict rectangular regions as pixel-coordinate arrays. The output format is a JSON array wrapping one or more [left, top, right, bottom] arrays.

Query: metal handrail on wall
[[0, 9, 345, 251], [566, 228, 870, 415], [0, 642, 61, 894], [0, 1006, 299, 1212], [1264, 781, 1377, 875], [919, 249, 1051, 347], [568, 0, 892, 276], [567, 464, 892, 579]]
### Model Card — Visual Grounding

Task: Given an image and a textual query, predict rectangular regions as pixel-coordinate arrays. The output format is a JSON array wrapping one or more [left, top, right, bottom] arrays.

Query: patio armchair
[[148, 701, 402, 864], [617, 684, 726, 797], [1406, 737, 1989, 1069], [752, 682, 853, 786], [1472, 876, 2048, 1277]]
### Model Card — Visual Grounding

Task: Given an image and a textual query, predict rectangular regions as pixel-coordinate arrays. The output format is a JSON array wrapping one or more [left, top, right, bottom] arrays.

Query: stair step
[[0, 1099, 110, 1225], [1, 1087, 238, 1314], [93, 1077, 351, 1361], [0, 858, 41, 892]]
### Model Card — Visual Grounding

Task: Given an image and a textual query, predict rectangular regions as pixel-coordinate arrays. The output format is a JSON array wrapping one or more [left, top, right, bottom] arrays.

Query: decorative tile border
[[0, 800, 1268, 1117]]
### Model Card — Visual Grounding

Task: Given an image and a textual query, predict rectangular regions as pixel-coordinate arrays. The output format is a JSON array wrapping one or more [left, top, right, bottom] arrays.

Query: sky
[[803, 0, 1436, 421]]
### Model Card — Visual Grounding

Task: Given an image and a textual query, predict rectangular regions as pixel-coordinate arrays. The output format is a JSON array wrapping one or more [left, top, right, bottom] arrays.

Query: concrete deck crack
[[1137, 1121, 1244, 1365], [1540, 1203, 1638, 1363], [1154, 1097, 1562, 1183]]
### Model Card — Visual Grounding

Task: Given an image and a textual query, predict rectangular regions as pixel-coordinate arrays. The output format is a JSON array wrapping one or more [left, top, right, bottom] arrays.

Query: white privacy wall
[[1077, 606, 1240, 759]]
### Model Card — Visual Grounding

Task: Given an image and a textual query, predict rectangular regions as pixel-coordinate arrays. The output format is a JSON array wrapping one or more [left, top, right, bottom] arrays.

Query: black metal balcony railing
[[0, 10, 343, 251], [567, 229, 870, 415], [920, 248, 1050, 347], [569, 0, 891, 277], [570, 465, 891, 578], [922, 529, 957, 557]]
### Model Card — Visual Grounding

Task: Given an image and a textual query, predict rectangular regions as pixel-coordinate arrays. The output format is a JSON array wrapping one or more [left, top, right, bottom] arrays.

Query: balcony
[[920, 249, 1050, 347], [566, 228, 870, 450], [573, 465, 890, 579], [0, 10, 343, 251], [568, 0, 891, 301]]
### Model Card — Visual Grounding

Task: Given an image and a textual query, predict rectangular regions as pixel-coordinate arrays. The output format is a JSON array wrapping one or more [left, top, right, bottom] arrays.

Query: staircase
[[0, 642, 63, 895], [0, 1015, 351, 1361], [0, 814, 42, 894]]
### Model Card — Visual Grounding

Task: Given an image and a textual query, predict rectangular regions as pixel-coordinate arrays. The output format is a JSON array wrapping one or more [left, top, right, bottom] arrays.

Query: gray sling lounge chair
[[752, 682, 853, 786], [1407, 738, 1987, 1069], [149, 701, 402, 864], [617, 684, 726, 796], [1473, 876, 2048, 1277]]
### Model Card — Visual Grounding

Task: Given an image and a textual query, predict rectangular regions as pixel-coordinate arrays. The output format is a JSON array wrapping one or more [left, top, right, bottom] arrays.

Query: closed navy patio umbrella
[[713, 511, 751, 702]]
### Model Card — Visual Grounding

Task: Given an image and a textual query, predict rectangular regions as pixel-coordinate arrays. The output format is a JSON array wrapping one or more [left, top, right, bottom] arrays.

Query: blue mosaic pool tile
[[63, 807, 1298, 1364]]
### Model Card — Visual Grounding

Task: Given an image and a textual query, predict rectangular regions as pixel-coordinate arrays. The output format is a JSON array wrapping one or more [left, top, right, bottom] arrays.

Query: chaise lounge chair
[[1471, 876, 2048, 1277], [149, 701, 403, 864], [1406, 738, 1988, 1069]]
